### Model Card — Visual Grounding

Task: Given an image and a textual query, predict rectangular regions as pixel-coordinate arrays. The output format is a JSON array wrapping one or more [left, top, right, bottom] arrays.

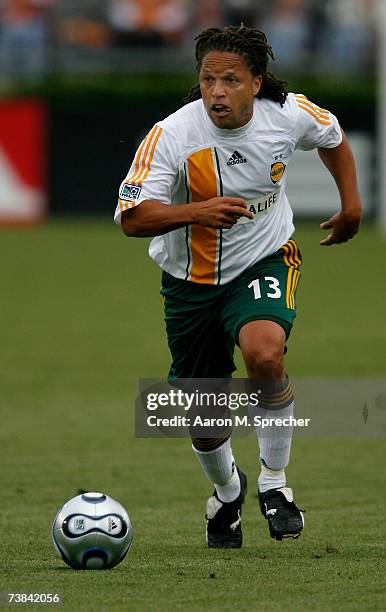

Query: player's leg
[[240, 322, 304, 540], [192, 435, 247, 548], [222, 240, 304, 540], [238, 319, 303, 539], [161, 271, 247, 547], [161, 271, 236, 380], [239, 319, 291, 490]]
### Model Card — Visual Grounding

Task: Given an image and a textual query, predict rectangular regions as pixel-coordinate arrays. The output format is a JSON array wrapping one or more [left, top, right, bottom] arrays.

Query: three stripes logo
[[119, 125, 163, 212], [108, 517, 118, 532], [295, 94, 331, 126], [227, 150, 247, 166], [282, 240, 301, 311]]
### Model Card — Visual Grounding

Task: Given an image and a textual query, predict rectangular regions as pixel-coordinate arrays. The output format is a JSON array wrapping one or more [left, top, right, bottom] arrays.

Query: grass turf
[[1, 219, 385, 611]]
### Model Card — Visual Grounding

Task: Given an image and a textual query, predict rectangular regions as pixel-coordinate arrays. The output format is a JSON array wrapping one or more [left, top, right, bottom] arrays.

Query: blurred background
[[1, 6, 385, 601], [0, 0, 381, 223]]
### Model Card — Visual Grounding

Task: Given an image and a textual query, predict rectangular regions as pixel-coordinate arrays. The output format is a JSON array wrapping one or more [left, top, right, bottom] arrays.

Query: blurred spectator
[[107, 0, 192, 47], [304, 0, 329, 60], [0, 0, 54, 81], [193, 0, 222, 34], [0, 0, 377, 80], [221, 0, 264, 28], [54, 0, 110, 49], [261, 0, 309, 68], [322, 0, 375, 71]]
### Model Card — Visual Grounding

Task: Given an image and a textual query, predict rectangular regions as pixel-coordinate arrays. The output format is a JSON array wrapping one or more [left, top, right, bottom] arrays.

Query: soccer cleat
[[258, 487, 304, 541], [206, 468, 247, 549]]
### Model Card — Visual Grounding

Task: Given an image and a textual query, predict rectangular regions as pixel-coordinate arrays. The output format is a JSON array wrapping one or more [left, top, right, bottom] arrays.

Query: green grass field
[[1, 219, 385, 611]]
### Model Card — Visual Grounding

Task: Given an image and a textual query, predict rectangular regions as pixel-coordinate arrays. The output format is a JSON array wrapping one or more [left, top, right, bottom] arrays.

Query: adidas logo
[[227, 151, 247, 166], [108, 518, 118, 531]]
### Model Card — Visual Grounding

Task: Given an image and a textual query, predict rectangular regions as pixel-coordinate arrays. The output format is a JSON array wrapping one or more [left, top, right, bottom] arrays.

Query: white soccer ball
[[52, 492, 133, 569]]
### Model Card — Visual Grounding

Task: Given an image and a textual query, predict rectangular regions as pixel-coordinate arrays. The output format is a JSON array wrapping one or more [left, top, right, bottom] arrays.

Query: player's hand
[[320, 209, 361, 246], [193, 197, 253, 229]]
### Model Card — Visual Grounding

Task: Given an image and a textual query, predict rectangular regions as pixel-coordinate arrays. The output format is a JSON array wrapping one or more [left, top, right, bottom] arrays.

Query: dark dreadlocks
[[184, 25, 287, 106]]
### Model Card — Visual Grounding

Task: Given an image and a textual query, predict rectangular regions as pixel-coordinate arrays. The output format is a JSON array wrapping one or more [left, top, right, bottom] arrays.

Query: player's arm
[[317, 131, 362, 246], [117, 125, 252, 236], [121, 197, 253, 237]]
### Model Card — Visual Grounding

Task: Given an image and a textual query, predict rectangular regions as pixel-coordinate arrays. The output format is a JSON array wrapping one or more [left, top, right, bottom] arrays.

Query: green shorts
[[161, 239, 302, 379]]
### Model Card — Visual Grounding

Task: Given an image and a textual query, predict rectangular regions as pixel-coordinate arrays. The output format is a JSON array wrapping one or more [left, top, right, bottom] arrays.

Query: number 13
[[248, 277, 281, 300]]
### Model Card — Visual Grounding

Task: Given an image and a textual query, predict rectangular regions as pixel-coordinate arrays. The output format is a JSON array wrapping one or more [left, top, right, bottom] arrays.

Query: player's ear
[[253, 75, 262, 97]]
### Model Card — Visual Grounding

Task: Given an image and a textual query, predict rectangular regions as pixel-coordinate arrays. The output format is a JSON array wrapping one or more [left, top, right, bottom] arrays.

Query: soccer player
[[114, 25, 362, 548]]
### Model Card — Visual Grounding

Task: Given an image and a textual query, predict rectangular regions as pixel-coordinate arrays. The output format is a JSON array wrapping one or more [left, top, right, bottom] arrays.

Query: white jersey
[[114, 93, 342, 285]]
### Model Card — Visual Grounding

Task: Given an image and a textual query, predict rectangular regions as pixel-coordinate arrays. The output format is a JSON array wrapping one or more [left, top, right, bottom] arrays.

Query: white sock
[[192, 439, 241, 503], [215, 468, 241, 503], [258, 464, 286, 493], [255, 400, 294, 475]]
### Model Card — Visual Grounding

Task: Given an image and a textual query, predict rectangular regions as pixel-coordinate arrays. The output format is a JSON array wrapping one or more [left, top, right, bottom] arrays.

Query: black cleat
[[206, 468, 247, 549], [258, 487, 304, 541]]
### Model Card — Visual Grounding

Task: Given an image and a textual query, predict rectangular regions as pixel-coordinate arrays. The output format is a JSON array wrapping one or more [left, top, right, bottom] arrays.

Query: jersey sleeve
[[114, 124, 179, 225], [293, 94, 343, 151]]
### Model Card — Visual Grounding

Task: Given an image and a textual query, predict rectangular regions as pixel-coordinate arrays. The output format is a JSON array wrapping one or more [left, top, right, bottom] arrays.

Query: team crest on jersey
[[119, 183, 142, 201], [270, 162, 286, 183]]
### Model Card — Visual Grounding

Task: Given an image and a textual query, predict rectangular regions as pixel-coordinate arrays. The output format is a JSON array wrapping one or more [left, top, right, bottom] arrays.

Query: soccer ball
[[52, 492, 133, 569]]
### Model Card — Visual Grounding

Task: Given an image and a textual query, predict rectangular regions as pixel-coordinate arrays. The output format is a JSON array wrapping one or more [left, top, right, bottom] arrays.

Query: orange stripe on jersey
[[285, 241, 296, 267], [132, 126, 161, 185], [297, 103, 331, 125], [121, 200, 138, 212], [282, 243, 289, 267], [137, 127, 163, 185], [127, 126, 158, 184], [282, 240, 301, 270], [295, 95, 329, 116], [121, 201, 136, 210], [282, 240, 301, 308], [299, 101, 330, 119], [282, 242, 293, 267], [288, 239, 301, 267], [118, 126, 162, 213], [188, 148, 218, 285], [297, 99, 330, 120], [296, 95, 331, 125]]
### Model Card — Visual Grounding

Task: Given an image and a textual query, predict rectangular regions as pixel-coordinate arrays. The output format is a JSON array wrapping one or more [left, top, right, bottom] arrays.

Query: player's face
[[199, 51, 262, 129]]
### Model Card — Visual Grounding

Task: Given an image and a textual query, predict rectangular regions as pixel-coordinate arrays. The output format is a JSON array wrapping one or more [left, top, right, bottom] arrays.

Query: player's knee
[[244, 345, 284, 378]]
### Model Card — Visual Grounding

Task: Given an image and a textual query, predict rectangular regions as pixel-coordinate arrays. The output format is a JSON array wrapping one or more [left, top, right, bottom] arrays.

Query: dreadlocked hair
[[184, 24, 287, 106]]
